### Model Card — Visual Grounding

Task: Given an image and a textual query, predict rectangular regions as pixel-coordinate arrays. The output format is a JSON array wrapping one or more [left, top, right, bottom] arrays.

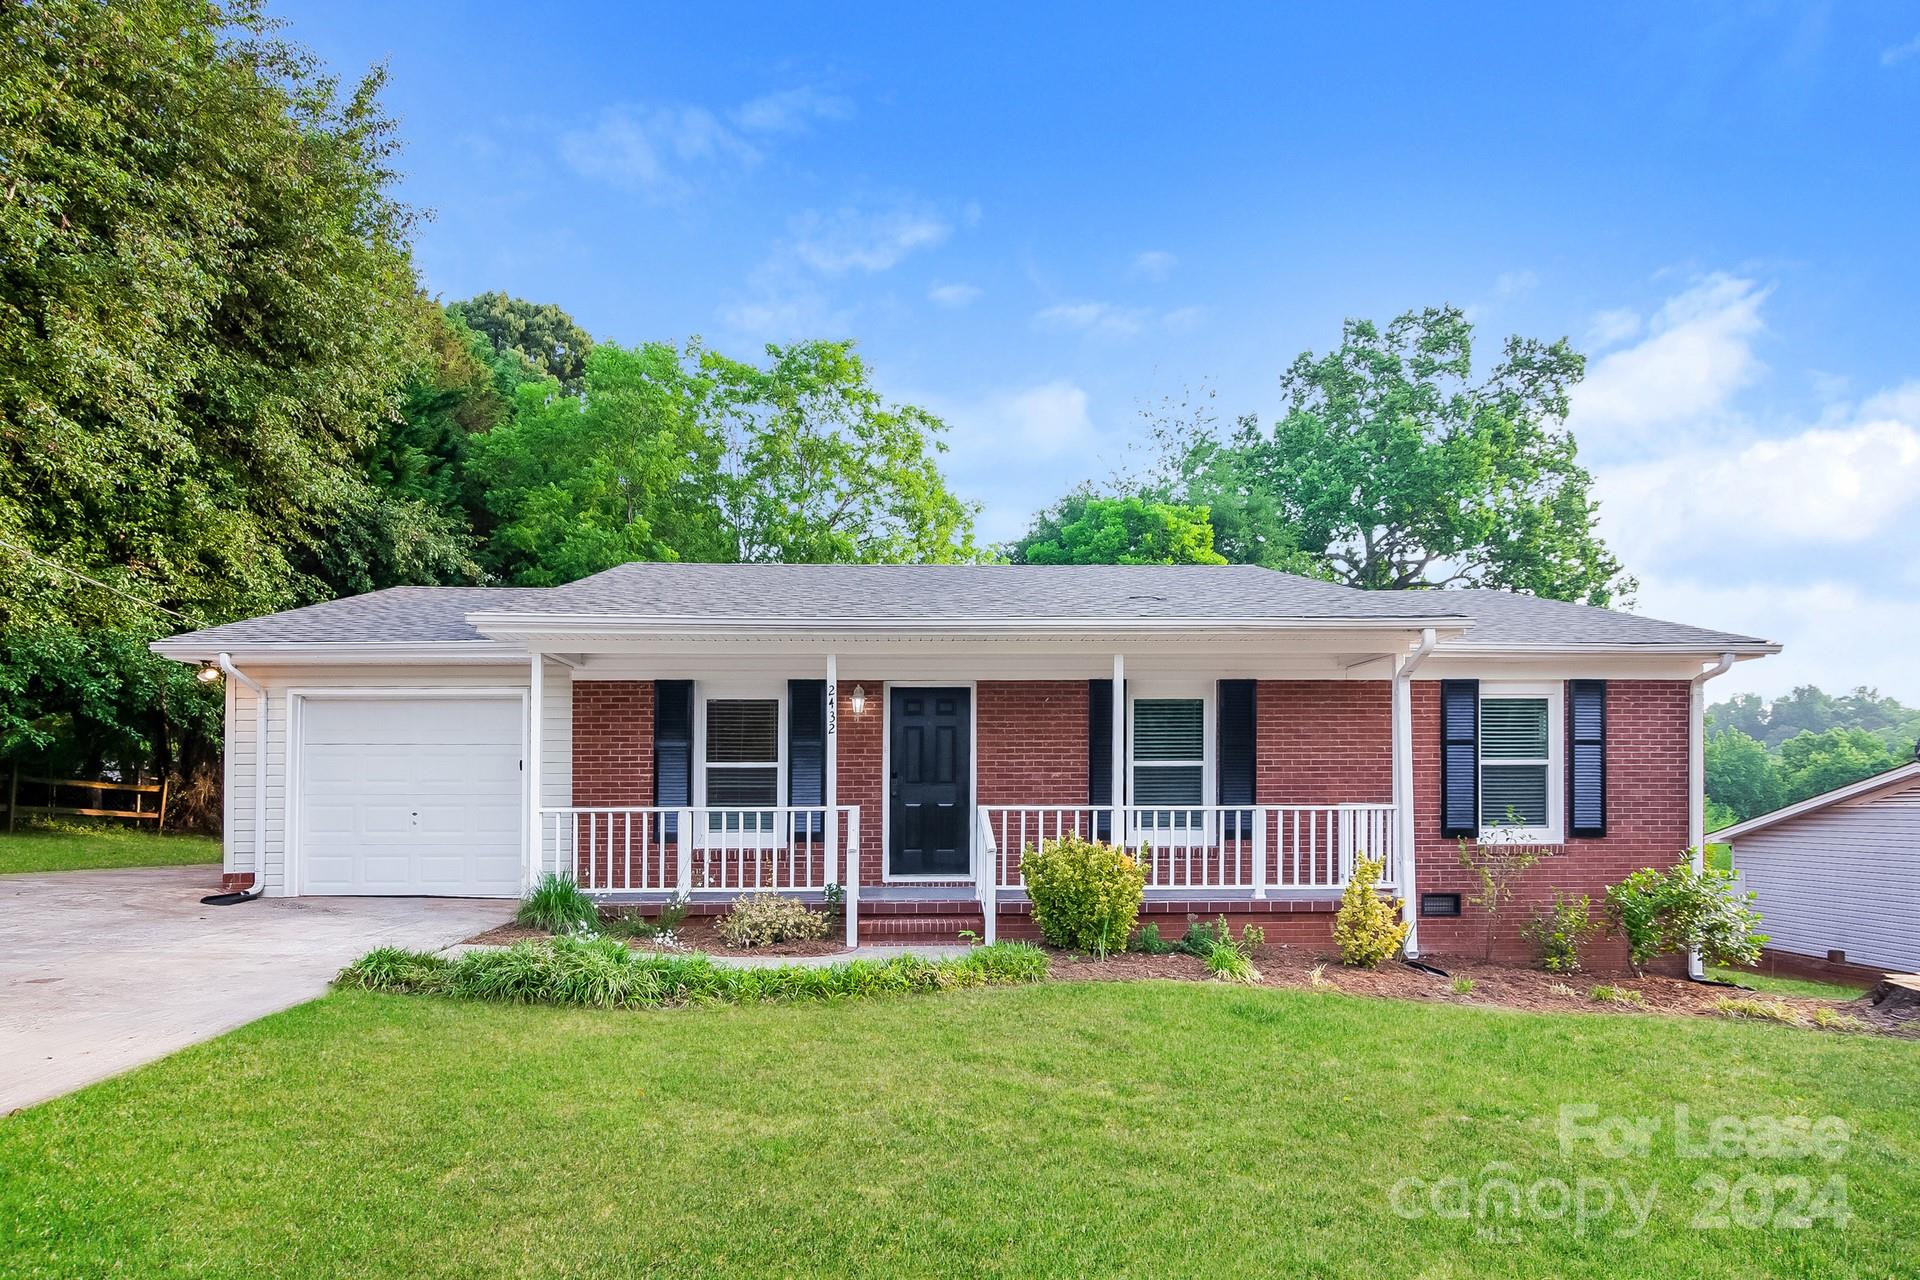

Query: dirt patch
[[1049, 943, 1908, 1034]]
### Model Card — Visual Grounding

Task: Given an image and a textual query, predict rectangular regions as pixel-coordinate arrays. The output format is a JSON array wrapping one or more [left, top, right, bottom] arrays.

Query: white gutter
[[1686, 652, 1737, 978], [218, 653, 269, 900], [1394, 628, 1438, 957]]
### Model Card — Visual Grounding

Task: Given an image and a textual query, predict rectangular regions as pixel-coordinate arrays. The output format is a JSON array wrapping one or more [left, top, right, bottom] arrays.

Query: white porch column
[[526, 650, 543, 888], [1687, 653, 1736, 979], [1391, 663, 1416, 955], [1393, 628, 1436, 958], [1111, 653, 1126, 827], [825, 653, 839, 890]]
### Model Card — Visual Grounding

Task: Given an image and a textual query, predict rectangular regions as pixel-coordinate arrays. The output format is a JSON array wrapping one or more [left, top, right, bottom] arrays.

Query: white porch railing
[[539, 805, 861, 946], [976, 803, 1398, 897]]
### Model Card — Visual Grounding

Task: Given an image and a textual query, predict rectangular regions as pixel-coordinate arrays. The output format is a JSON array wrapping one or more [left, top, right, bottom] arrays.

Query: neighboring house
[[152, 564, 1775, 960], [1719, 762, 1920, 975]]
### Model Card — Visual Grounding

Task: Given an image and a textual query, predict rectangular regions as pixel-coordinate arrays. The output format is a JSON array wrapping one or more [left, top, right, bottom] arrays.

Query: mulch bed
[[462, 916, 851, 959], [1048, 944, 1912, 1034]]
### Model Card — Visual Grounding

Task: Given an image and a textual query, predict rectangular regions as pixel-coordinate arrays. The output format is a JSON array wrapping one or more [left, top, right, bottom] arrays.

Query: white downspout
[[1687, 651, 1737, 978], [217, 653, 268, 900], [1393, 629, 1438, 957]]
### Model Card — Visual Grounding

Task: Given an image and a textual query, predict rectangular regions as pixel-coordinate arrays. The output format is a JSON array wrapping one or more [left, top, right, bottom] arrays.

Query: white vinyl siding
[[1478, 682, 1562, 843], [1733, 779, 1920, 972]]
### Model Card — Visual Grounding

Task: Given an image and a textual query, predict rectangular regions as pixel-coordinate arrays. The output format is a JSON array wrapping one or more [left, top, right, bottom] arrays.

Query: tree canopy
[[1010, 493, 1226, 565], [1144, 307, 1633, 605], [448, 292, 596, 393], [1704, 685, 1919, 827]]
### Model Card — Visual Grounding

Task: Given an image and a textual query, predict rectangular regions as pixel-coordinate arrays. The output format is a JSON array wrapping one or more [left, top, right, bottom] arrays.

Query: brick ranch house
[[153, 564, 1776, 964]]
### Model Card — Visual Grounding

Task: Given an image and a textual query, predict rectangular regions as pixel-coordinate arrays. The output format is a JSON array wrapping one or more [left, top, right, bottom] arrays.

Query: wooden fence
[[2, 764, 169, 833]]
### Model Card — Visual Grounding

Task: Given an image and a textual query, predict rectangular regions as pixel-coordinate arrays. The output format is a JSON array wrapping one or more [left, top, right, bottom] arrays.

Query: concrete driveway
[[0, 866, 509, 1114]]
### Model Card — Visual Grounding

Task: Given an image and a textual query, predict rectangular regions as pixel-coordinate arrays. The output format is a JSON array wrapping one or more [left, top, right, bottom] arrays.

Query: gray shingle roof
[[153, 564, 1773, 651], [527, 563, 1464, 622], [156, 586, 547, 647]]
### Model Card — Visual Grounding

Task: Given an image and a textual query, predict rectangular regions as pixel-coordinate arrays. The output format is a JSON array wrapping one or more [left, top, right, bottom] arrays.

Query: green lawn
[[0, 822, 220, 876], [3, 984, 1916, 1278], [1709, 966, 1872, 1001]]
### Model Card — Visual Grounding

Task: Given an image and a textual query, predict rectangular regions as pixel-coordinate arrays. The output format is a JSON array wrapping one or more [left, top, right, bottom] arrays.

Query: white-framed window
[[1128, 686, 1212, 835], [1478, 682, 1562, 844], [698, 693, 783, 835]]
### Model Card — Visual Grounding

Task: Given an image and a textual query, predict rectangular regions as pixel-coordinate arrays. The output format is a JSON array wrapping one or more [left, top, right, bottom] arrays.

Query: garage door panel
[[299, 696, 524, 897]]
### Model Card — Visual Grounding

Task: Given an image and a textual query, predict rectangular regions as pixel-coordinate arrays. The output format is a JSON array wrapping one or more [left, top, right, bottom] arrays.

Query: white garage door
[[299, 696, 524, 897]]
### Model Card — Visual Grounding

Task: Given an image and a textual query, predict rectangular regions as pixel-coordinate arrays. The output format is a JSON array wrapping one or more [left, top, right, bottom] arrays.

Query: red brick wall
[[572, 681, 653, 805], [1256, 681, 1393, 804], [1411, 679, 1691, 968], [835, 677, 886, 886], [978, 681, 1089, 806]]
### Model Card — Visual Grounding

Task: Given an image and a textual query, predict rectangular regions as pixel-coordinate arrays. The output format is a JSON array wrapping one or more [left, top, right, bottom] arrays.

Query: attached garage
[[296, 694, 525, 897]]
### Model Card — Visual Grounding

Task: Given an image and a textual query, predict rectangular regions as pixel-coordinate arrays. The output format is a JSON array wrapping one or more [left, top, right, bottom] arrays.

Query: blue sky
[[279, 1, 1920, 704]]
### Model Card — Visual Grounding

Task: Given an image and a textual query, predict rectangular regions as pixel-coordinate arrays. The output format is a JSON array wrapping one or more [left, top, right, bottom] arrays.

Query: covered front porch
[[482, 602, 1455, 948]]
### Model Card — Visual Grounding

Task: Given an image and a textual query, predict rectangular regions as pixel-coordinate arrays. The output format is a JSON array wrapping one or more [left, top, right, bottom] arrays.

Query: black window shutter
[[654, 680, 693, 834], [1089, 679, 1113, 840], [1440, 679, 1479, 838], [788, 679, 826, 835], [1217, 679, 1256, 804], [1568, 680, 1607, 837]]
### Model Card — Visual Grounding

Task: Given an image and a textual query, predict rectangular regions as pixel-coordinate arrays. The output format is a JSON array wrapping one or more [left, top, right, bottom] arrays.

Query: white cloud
[[1585, 307, 1643, 349], [561, 87, 851, 198], [1131, 250, 1178, 282], [1568, 274, 1770, 450], [921, 381, 1109, 542], [1882, 34, 1920, 66], [731, 87, 852, 133], [1634, 575, 1920, 703], [1494, 270, 1538, 299], [927, 282, 982, 308], [559, 105, 756, 197], [1599, 417, 1920, 563], [1162, 305, 1207, 333], [791, 206, 952, 274], [1034, 301, 1148, 337]]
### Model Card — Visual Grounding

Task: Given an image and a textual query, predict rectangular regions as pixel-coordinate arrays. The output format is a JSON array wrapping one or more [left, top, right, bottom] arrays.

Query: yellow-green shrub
[[1020, 834, 1145, 956], [1332, 855, 1409, 968]]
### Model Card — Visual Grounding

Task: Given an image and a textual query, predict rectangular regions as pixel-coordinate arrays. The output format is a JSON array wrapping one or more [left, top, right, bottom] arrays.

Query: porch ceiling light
[[850, 684, 867, 715], [195, 661, 223, 684]]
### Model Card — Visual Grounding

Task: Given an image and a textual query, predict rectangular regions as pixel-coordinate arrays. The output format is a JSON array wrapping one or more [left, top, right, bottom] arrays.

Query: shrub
[[1020, 834, 1145, 956], [1451, 976, 1475, 995], [714, 893, 831, 948], [1129, 922, 1176, 955], [1456, 837, 1552, 960], [1714, 996, 1802, 1025], [1521, 892, 1600, 974], [1175, 916, 1226, 957], [1589, 984, 1643, 1007], [1306, 963, 1332, 989], [335, 939, 1048, 1010], [516, 873, 597, 934], [1333, 855, 1409, 969], [1604, 858, 1767, 971]]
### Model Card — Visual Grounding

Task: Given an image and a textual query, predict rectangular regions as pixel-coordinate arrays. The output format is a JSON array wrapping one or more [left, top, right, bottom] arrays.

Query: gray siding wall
[[1733, 781, 1920, 971]]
